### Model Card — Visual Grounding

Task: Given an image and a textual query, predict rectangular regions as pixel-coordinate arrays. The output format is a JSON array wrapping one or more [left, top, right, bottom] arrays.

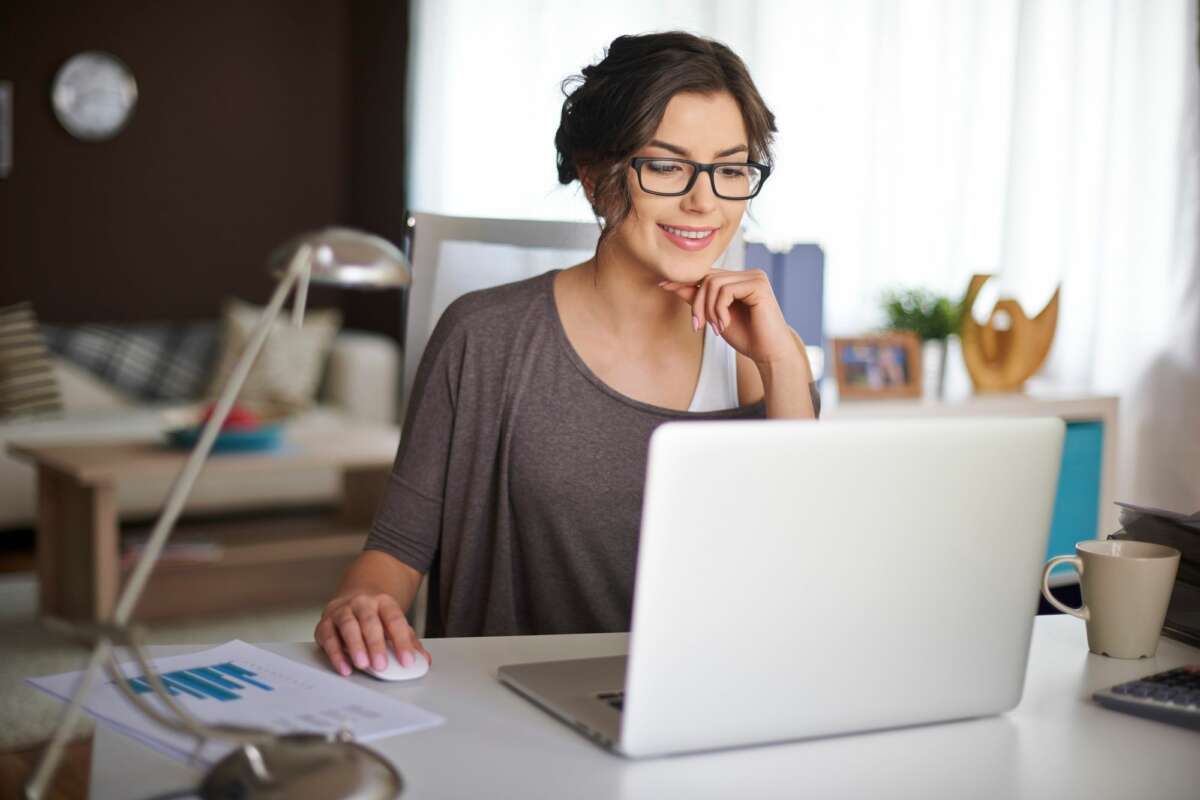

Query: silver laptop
[[498, 417, 1065, 758]]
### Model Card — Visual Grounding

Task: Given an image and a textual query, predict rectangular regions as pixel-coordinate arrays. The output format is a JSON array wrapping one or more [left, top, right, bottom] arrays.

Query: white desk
[[88, 616, 1199, 799]]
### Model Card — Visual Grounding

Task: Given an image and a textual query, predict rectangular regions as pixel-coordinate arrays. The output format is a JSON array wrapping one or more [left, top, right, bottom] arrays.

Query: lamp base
[[200, 734, 402, 800]]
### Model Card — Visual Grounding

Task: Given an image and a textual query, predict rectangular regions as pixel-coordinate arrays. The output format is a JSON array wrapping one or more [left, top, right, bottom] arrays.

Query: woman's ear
[[578, 167, 597, 205]]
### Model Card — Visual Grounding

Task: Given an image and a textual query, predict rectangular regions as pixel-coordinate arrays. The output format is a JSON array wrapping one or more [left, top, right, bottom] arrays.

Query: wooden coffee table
[[8, 423, 400, 621]]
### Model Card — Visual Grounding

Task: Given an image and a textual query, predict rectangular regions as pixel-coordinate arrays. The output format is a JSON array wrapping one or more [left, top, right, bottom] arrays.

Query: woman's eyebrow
[[647, 139, 749, 158]]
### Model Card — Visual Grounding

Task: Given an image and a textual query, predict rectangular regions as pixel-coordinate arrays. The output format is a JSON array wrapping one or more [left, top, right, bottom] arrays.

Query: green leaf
[[880, 287, 963, 341]]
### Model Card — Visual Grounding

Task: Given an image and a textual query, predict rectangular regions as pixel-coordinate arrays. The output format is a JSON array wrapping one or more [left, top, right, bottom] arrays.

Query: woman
[[316, 31, 818, 677]]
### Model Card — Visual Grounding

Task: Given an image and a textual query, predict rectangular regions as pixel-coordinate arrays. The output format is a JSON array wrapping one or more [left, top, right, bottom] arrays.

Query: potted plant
[[880, 288, 963, 398]]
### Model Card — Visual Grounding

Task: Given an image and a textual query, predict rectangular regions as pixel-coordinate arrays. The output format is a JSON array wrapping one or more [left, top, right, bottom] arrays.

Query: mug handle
[[1041, 555, 1090, 621], [1041, 554, 1089, 623]]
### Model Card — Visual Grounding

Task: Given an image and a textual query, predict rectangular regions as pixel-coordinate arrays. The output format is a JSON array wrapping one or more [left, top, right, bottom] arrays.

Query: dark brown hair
[[555, 32, 777, 240]]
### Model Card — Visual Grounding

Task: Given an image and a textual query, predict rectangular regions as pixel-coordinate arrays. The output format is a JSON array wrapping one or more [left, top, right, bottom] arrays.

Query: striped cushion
[[0, 301, 63, 418], [41, 322, 219, 403]]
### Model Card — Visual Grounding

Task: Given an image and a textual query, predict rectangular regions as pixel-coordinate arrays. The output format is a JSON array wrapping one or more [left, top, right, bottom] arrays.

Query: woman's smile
[[657, 223, 720, 251]]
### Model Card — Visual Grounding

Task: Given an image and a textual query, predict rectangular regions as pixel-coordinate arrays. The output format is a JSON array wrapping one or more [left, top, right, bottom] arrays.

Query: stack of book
[[1110, 502, 1200, 647]]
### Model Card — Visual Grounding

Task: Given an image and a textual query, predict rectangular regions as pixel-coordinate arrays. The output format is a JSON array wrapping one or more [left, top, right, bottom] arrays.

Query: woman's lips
[[658, 224, 718, 251]]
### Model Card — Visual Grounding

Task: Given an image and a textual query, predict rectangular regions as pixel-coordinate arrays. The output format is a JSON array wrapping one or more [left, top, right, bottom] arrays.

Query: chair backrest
[[745, 241, 826, 380], [401, 211, 746, 408], [743, 243, 825, 348]]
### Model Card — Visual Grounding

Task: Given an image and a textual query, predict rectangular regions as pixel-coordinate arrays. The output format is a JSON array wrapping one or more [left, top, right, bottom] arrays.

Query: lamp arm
[[25, 246, 313, 800], [37, 619, 186, 735], [102, 649, 208, 738], [116, 243, 311, 622], [38, 617, 278, 750], [106, 634, 278, 748], [292, 252, 310, 327]]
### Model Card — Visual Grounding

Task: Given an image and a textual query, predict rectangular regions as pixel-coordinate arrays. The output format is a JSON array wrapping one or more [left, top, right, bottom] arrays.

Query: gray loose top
[[364, 270, 817, 637]]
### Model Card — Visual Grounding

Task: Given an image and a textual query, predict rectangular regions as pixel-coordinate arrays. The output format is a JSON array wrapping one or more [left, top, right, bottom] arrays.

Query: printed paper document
[[28, 640, 443, 765]]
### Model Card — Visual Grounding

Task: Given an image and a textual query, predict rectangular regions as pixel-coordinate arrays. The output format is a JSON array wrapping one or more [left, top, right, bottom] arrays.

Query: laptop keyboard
[[597, 690, 624, 712]]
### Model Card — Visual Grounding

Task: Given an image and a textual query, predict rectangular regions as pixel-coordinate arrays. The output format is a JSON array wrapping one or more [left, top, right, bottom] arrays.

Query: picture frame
[[832, 332, 923, 399]]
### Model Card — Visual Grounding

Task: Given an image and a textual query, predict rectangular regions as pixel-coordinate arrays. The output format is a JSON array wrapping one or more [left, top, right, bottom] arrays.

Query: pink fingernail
[[692, 315, 701, 332], [400, 650, 415, 668], [340, 665, 351, 677], [373, 655, 386, 671]]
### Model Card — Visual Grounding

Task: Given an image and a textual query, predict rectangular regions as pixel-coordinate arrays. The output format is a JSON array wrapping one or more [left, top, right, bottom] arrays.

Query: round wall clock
[[51, 51, 138, 141]]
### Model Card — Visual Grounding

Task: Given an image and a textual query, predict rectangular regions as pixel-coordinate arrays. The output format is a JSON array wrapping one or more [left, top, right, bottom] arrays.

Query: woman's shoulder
[[435, 270, 557, 339]]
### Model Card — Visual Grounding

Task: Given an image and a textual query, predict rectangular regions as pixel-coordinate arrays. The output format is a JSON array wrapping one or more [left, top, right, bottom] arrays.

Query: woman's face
[[603, 90, 752, 284]]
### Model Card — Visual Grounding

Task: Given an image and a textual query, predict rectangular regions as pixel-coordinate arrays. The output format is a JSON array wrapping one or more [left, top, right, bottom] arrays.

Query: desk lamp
[[26, 228, 410, 800]]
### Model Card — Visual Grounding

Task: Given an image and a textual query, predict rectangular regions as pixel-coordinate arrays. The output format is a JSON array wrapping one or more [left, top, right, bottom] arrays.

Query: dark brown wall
[[0, 0, 407, 339], [343, 0, 410, 338]]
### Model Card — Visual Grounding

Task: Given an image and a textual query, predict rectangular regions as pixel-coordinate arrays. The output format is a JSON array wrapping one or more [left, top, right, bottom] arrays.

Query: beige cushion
[[208, 299, 342, 410]]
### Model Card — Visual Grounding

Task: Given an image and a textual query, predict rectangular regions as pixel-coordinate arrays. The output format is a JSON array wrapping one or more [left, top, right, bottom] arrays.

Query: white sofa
[[0, 330, 401, 532]]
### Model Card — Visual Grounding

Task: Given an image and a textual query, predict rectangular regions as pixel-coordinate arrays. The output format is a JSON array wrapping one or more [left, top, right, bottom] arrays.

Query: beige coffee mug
[[1041, 540, 1180, 659]]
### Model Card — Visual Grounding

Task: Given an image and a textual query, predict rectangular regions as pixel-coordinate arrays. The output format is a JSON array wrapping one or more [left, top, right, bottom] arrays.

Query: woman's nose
[[681, 170, 719, 213]]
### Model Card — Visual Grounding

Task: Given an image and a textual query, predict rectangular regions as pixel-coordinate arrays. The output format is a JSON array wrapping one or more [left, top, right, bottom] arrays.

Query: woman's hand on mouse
[[659, 268, 802, 367], [315, 591, 431, 677]]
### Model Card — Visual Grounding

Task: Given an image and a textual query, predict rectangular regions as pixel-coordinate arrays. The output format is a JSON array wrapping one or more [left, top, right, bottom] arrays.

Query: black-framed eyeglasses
[[629, 157, 770, 200]]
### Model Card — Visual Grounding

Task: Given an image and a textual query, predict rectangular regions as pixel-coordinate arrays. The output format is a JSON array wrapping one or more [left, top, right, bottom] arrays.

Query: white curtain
[[407, 0, 1200, 508], [1123, 3, 1200, 512]]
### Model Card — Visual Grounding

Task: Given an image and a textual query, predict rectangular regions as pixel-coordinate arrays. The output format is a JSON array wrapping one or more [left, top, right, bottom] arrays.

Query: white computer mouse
[[359, 650, 429, 682]]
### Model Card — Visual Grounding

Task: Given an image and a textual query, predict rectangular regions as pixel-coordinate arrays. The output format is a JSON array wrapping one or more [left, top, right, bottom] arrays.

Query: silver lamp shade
[[269, 227, 410, 288]]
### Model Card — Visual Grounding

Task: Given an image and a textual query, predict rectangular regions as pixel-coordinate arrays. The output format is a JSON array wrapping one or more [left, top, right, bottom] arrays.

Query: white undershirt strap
[[687, 327, 739, 412]]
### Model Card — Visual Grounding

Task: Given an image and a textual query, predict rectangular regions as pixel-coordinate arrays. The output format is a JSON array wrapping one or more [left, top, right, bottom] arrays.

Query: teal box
[[1046, 422, 1104, 560]]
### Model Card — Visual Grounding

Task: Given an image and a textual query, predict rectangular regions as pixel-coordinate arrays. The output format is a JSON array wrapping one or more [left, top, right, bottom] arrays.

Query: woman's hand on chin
[[658, 268, 803, 367]]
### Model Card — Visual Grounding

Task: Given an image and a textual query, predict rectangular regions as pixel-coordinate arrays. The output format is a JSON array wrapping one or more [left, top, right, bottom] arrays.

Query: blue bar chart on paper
[[126, 661, 274, 701], [26, 639, 445, 766]]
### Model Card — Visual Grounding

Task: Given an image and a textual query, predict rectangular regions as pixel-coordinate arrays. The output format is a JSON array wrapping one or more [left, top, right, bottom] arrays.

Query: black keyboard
[[1093, 665, 1200, 730], [597, 690, 624, 712]]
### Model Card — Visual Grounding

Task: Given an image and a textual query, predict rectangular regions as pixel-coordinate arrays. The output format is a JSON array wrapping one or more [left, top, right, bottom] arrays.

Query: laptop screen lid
[[620, 417, 1064, 757]]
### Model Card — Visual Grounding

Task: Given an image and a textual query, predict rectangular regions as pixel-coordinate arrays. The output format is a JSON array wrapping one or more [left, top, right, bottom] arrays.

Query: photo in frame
[[832, 333, 923, 399]]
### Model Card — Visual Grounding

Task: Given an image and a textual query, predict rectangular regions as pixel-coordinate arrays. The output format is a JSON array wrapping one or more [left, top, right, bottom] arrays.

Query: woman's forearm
[[334, 549, 424, 613], [758, 332, 817, 420]]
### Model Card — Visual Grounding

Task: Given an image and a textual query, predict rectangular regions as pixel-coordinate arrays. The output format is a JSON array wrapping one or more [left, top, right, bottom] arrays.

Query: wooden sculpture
[[960, 274, 1060, 393]]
